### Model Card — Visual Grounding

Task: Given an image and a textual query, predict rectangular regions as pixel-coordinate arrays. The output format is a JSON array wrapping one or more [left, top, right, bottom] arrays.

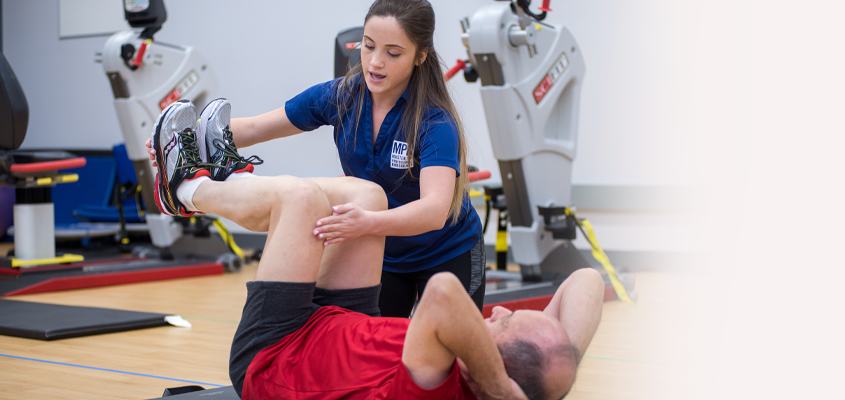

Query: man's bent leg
[[193, 175, 330, 282], [308, 177, 387, 290], [226, 176, 330, 396], [192, 175, 308, 233], [191, 174, 385, 290]]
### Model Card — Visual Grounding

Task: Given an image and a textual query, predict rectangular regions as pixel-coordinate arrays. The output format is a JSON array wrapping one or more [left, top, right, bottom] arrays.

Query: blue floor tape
[[0, 353, 226, 387], [1, 352, 683, 388]]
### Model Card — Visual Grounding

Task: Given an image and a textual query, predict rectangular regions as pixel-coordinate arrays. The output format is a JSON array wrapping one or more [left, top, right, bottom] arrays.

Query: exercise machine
[[100, 0, 244, 271], [459, 0, 634, 304], [0, 51, 86, 268], [0, 0, 242, 297], [458, 0, 632, 304], [458, 0, 587, 280]]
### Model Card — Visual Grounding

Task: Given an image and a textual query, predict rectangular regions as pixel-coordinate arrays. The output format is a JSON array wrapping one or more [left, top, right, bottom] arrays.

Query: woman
[[152, 0, 484, 317]]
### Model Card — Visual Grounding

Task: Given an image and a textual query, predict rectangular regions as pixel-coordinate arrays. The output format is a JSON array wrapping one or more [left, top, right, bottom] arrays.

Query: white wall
[[2, 0, 701, 186]]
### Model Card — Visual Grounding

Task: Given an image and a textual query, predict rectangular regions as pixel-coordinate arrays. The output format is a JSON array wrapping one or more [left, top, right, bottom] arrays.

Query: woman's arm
[[313, 166, 456, 244], [230, 106, 304, 148]]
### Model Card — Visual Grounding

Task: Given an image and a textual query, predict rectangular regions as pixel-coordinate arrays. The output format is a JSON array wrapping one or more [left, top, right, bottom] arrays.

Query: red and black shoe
[[199, 98, 263, 181], [152, 100, 211, 217], [214, 126, 263, 180]]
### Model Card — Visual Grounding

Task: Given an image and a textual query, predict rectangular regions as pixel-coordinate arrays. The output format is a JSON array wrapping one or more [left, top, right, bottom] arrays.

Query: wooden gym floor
[[0, 260, 699, 400]]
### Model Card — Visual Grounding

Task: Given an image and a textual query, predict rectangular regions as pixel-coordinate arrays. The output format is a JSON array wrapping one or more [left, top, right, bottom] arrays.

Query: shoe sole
[[153, 100, 195, 216], [153, 101, 182, 215]]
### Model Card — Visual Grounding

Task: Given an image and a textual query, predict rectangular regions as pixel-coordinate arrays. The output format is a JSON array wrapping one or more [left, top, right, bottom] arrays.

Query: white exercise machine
[[459, 0, 590, 281], [99, 0, 242, 271]]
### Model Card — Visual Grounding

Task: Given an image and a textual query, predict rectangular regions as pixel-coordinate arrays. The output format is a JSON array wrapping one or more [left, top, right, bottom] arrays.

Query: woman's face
[[361, 16, 425, 103]]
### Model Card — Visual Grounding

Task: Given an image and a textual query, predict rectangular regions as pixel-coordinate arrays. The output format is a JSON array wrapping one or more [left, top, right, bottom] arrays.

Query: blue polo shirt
[[285, 78, 481, 273]]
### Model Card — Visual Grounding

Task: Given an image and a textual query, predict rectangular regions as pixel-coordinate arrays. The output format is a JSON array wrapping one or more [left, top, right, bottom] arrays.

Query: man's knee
[[363, 180, 388, 211], [231, 176, 325, 231], [270, 176, 330, 214], [347, 178, 387, 211]]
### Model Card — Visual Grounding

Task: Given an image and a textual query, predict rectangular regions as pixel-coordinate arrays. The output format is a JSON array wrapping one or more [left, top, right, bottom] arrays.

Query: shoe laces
[[213, 128, 264, 167], [177, 129, 215, 170]]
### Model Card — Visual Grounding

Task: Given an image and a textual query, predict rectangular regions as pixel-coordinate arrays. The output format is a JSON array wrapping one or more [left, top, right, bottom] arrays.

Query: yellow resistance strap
[[211, 219, 245, 260], [566, 208, 634, 303]]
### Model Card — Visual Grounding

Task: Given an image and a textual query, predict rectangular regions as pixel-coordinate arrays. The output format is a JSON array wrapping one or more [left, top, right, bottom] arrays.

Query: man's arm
[[542, 268, 605, 362], [402, 272, 524, 399]]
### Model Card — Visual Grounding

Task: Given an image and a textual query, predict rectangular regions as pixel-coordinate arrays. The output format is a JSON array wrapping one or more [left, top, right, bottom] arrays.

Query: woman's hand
[[313, 203, 375, 245], [145, 138, 158, 167]]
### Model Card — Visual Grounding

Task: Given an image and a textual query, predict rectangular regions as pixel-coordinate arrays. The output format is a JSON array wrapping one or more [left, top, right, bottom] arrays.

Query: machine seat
[[1, 52, 86, 185]]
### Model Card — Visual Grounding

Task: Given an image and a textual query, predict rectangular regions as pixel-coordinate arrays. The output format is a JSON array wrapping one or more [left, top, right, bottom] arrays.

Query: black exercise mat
[[148, 385, 238, 399], [0, 299, 169, 340]]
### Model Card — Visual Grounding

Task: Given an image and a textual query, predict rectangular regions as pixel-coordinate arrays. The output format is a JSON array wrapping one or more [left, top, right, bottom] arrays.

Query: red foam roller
[[9, 157, 87, 174]]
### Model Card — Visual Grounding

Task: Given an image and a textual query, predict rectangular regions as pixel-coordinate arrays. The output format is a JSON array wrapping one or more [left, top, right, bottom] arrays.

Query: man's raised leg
[[193, 175, 331, 282], [308, 177, 387, 290], [151, 99, 386, 289], [189, 175, 387, 289], [220, 176, 331, 397]]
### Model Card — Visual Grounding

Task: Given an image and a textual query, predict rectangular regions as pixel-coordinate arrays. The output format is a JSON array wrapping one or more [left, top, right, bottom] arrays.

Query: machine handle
[[516, 0, 548, 21], [468, 170, 492, 182], [132, 39, 151, 67], [444, 59, 467, 81]]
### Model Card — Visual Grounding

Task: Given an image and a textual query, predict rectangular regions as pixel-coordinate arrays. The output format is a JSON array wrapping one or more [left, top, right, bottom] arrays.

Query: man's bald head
[[486, 307, 580, 399], [497, 339, 578, 400]]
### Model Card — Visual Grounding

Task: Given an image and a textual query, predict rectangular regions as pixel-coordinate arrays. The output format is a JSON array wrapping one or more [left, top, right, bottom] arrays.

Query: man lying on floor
[[150, 100, 604, 400]]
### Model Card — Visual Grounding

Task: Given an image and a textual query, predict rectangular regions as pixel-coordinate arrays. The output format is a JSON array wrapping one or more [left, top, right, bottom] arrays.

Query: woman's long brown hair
[[334, 0, 469, 225]]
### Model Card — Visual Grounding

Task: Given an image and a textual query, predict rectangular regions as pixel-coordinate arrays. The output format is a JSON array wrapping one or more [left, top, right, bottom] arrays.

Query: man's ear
[[416, 49, 428, 66]]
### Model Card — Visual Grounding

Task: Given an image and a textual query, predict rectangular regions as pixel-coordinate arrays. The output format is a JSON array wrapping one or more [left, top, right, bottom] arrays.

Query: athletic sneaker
[[198, 98, 263, 181], [152, 100, 211, 217]]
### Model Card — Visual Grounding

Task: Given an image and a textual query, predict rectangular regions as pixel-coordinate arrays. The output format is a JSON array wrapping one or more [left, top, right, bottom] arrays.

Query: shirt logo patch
[[390, 140, 409, 169]]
